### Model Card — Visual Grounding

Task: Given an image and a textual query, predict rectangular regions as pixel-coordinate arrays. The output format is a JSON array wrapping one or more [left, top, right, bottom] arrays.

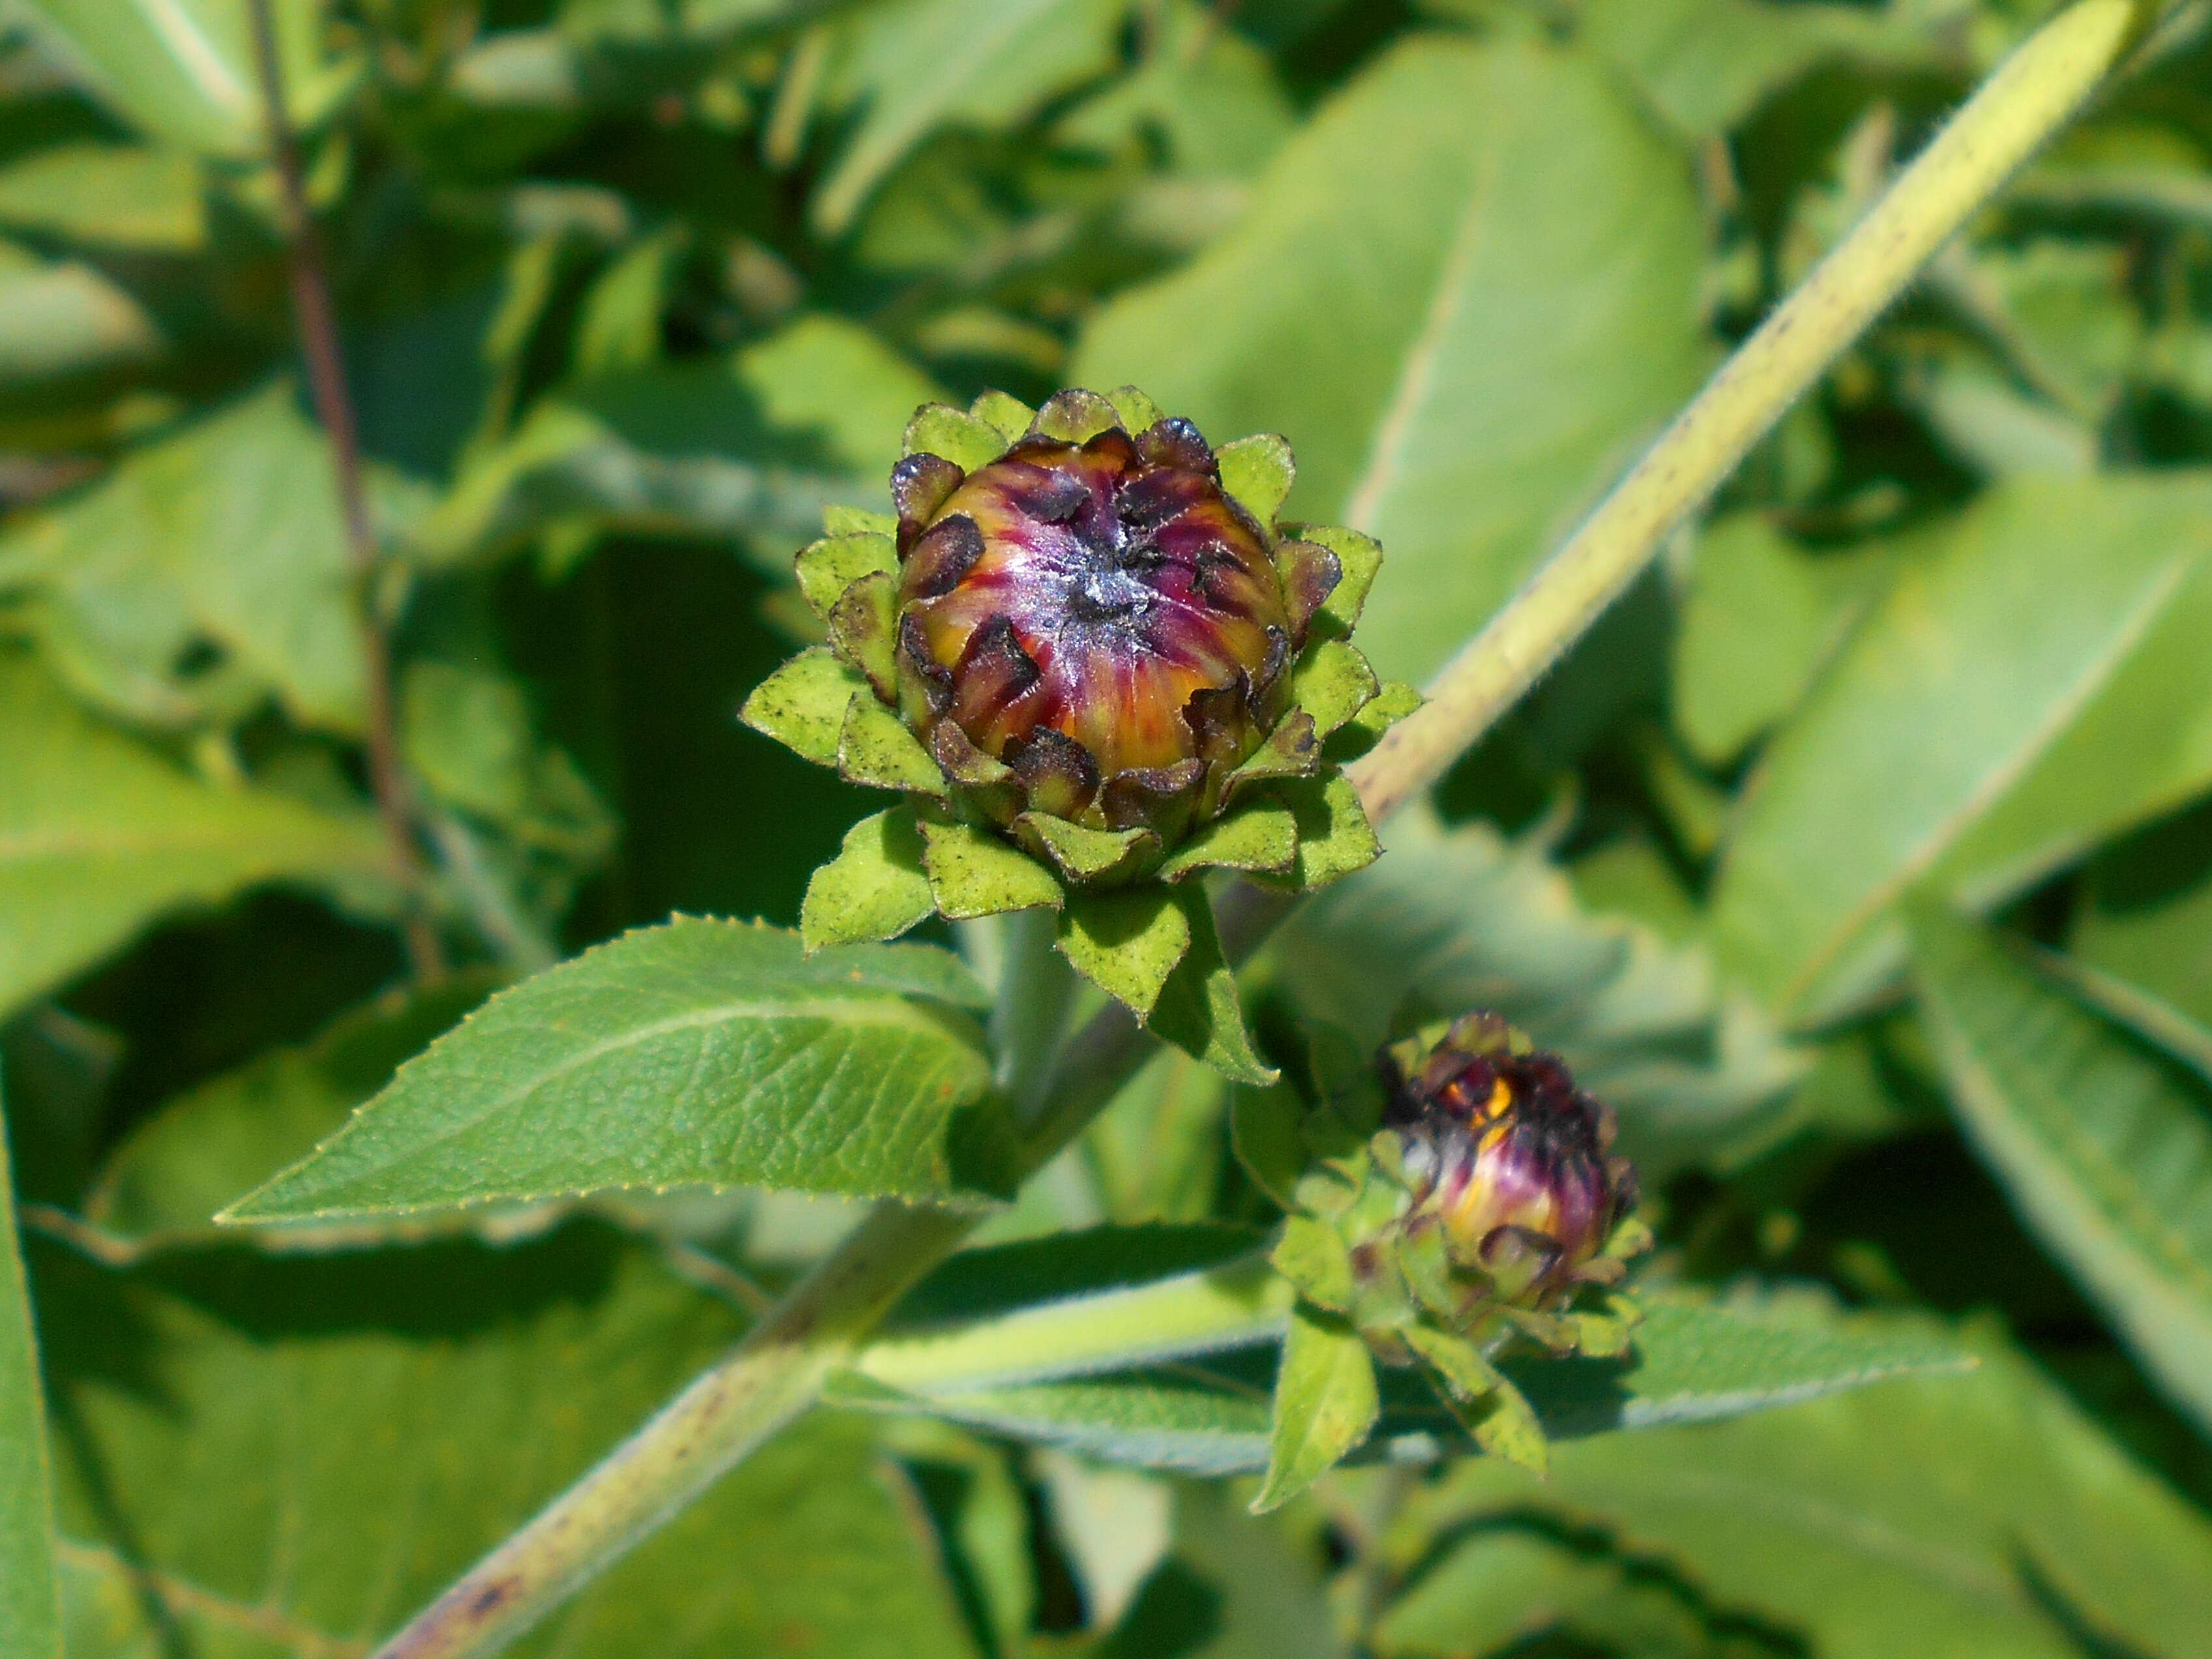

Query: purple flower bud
[[893, 393, 1332, 839], [1379, 1013, 1638, 1308]]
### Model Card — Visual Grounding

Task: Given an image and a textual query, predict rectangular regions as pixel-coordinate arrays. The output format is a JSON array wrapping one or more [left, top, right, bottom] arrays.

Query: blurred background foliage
[[7, 0, 2212, 1653]]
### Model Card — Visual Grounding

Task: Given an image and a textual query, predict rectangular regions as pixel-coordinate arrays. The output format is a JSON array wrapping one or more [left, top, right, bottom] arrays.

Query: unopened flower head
[[890, 392, 1339, 841], [746, 386, 1410, 960], [1380, 1013, 1638, 1308]]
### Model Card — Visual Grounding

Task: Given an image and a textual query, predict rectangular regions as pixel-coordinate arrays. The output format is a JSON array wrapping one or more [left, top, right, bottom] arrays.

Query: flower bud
[[1379, 1013, 1638, 1310], [891, 390, 1337, 843]]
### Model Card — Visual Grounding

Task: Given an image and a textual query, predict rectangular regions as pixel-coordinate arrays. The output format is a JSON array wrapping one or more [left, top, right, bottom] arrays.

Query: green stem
[[365, 7, 2157, 1652], [984, 908, 1078, 1120], [1348, 0, 2155, 827]]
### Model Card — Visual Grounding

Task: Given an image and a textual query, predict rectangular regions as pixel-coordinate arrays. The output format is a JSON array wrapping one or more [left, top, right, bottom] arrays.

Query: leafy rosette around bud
[[743, 386, 1417, 1082], [1252, 1013, 1648, 1486]]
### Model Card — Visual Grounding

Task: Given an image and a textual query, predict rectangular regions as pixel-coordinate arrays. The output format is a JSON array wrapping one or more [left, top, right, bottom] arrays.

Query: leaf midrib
[[232, 993, 975, 1218]]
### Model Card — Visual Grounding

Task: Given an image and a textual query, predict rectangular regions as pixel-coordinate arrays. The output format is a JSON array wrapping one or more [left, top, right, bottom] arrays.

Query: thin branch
[[364, 4, 2160, 1652], [246, 0, 445, 982]]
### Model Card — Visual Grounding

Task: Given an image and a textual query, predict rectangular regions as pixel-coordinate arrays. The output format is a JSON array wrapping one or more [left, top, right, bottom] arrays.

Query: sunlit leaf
[[0, 651, 387, 1019], [224, 918, 999, 1221], [1075, 35, 1707, 684], [1910, 905, 2212, 1439]]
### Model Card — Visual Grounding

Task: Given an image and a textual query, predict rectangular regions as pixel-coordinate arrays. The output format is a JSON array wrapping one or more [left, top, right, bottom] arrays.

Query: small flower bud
[[1379, 1013, 1639, 1310]]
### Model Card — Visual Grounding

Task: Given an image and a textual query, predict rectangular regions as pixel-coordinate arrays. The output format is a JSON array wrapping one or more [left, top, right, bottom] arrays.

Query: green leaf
[[739, 313, 949, 482], [0, 249, 161, 388], [1672, 512, 1893, 766], [1158, 800, 1297, 881], [1074, 35, 1707, 684], [1256, 772, 1378, 893], [1909, 905, 2212, 1438], [845, 1291, 1971, 1478], [1057, 887, 1192, 1019], [0, 383, 405, 733], [804, 806, 938, 949], [0, 651, 388, 1020], [1085, 1044, 1231, 1224], [1582, 0, 1941, 138], [904, 403, 1009, 471], [222, 918, 998, 1222], [1251, 1305, 1377, 1512], [1269, 1215, 1354, 1314], [797, 531, 900, 621], [1, 1086, 63, 1659], [1288, 638, 1378, 740], [1713, 475, 2212, 1025], [1215, 433, 1294, 525], [80, 976, 497, 1251], [921, 819, 1064, 920], [35, 1224, 981, 1658], [1387, 1334, 2212, 1659], [1147, 888, 1276, 1085], [412, 366, 870, 567], [1018, 813, 1157, 883], [741, 645, 868, 767], [0, 143, 203, 252], [840, 694, 947, 795], [12, 0, 344, 156], [814, 0, 1129, 235]]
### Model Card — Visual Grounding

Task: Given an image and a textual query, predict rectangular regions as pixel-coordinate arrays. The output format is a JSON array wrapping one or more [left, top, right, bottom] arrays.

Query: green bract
[[744, 386, 1415, 1063], [1251, 1014, 1649, 1504]]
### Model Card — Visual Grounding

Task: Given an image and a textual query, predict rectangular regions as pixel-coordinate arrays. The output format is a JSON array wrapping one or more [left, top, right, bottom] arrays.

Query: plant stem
[[365, 5, 2158, 1651], [1350, 0, 2155, 828], [246, 0, 444, 982]]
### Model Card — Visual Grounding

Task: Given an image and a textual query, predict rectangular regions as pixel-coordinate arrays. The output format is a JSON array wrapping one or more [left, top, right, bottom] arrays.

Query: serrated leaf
[[1252, 1306, 1377, 1512], [741, 645, 868, 767], [1389, 1332, 2212, 1659], [1057, 887, 1191, 1019], [1215, 433, 1293, 524], [81, 976, 497, 1251], [814, 0, 1128, 235], [803, 806, 937, 949], [1158, 800, 1297, 880], [35, 1225, 981, 1658], [840, 694, 947, 795], [1282, 809, 1804, 1178], [921, 819, 1064, 919], [1910, 905, 2212, 1438], [1148, 887, 1276, 1085], [222, 918, 997, 1222], [797, 531, 899, 620], [1074, 36, 1705, 685], [1, 1088, 62, 1659], [1714, 475, 2212, 1025], [0, 652, 388, 1020]]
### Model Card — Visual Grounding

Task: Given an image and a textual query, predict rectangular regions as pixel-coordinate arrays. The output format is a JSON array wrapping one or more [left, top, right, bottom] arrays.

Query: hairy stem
[[246, 0, 444, 982], [366, 5, 2155, 1651]]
